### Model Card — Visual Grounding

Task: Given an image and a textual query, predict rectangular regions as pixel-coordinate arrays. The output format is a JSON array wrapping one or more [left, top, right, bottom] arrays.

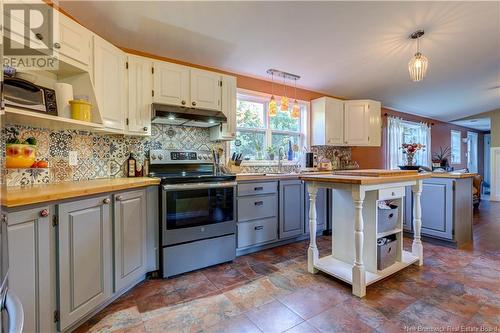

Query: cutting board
[[332, 169, 418, 177]]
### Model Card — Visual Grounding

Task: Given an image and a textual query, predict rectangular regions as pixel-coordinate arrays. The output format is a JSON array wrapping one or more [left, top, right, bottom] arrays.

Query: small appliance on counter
[[150, 149, 236, 278], [3, 76, 58, 116]]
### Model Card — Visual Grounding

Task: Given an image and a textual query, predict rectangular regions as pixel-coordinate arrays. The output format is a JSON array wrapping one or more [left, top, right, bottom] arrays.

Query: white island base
[[300, 172, 429, 297]]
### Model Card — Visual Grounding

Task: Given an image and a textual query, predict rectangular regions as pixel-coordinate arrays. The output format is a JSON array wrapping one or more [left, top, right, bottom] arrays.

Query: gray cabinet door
[[304, 185, 327, 233], [279, 180, 304, 239], [114, 189, 147, 292], [7, 206, 54, 333], [420, 179, 454, 240], [58, 195, 113, 331]]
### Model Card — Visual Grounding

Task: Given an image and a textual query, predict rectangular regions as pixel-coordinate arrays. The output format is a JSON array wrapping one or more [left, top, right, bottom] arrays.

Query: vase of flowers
[[401, 143, 425, 167]]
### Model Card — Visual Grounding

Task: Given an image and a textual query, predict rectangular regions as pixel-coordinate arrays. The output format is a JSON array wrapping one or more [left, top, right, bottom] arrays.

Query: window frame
[[450, 130, 462, 164], [233, 90, 309, 161]]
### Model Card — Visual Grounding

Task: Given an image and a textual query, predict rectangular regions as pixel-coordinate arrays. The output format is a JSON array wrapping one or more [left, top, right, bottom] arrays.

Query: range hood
[[151, 103, 226, 128]]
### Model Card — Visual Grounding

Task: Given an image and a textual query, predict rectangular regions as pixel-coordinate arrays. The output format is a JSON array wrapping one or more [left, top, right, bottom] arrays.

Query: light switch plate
[[69, 151, 78, 166]]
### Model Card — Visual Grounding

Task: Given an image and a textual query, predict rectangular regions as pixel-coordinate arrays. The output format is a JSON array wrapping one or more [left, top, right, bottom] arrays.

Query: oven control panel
[[150, 149, 213, 164]]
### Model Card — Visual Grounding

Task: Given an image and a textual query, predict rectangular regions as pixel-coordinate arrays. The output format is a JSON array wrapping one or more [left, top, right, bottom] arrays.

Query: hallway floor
[[76, 201, 500, 333]]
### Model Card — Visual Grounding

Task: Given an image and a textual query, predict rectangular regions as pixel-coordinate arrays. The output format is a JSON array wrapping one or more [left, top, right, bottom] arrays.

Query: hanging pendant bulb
[[280, 75, 289, 112], [408, 30, 428, 82], [269, 72, 277, 117], [291, 78, 300, 119]]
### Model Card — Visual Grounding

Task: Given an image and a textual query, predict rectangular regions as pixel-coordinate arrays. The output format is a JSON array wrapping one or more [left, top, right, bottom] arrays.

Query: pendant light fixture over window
[[291, 78, 300, 119], [269, 72, 277, 117], [408, 29, 428, 82], [266, 69, 301, 117]]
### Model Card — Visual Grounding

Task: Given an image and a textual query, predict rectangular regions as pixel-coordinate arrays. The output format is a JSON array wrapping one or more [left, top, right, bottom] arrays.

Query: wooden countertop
[[299, 172, 432, 185], [236, 171, 332, 182], [431, 172, 476, 179], [3, 177, 160, 208]]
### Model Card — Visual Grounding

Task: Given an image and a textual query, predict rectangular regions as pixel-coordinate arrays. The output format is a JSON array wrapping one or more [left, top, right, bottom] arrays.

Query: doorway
[[467, 132, 478, 173]]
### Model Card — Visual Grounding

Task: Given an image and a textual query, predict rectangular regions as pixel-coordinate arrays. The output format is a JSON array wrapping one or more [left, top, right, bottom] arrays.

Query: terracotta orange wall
[[352, 108, 485, 175]]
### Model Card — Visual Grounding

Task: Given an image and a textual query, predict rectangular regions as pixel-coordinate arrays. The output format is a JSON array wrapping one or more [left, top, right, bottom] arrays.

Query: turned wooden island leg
[[412, 180, 424, 265], [307, 184, 319, 273], [352, 188, 366, 297]]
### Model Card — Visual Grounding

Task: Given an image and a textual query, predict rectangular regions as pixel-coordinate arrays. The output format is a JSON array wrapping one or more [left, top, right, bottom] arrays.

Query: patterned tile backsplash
[[4, 124, 217, 186], [4, 124, 354, 187]]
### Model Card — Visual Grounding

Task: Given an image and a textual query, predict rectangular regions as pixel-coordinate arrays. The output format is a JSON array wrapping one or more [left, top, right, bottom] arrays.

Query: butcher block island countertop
[[3, 177, 160, 208], [299, 169, 429, 298]]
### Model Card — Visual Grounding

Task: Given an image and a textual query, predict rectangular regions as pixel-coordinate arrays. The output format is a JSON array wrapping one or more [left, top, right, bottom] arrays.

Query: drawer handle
[[254, 186, 263, 191], [116, 196, 123, 201], [40, 209, 49, 217], [254, 201, 264, 206], [391, 192, 395, 196], [254, 226, 264, 230]]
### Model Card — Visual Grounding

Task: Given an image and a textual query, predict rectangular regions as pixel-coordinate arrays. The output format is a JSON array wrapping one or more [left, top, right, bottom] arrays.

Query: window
[[387, 116, 431, 169], [231, 92, 307, 160], [451, 130, 462, 164]]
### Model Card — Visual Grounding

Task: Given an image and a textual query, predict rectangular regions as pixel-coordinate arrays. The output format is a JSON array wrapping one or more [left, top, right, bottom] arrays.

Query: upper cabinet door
[[190, 69, 222, 111], [209, 74, 237, 141], [57, 14, 92, 68], [325, 98, 345, 145], [344, 101, 369, 145], [127, 56, 153, 135], [93, 35, 126, 131], [153, 61, 189, 107]]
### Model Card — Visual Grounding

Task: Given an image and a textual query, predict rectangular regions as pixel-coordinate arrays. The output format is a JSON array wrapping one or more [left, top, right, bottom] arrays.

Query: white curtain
[[387, 116, 404, 169], [415, 122, 431, 167]]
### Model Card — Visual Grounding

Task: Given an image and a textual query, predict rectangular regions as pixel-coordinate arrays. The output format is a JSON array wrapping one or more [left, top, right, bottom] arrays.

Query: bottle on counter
[[143, 159, 150, 177], [127, 153, 136, 177], [135, 161, 143, 177], [287, 140, 293, 161]]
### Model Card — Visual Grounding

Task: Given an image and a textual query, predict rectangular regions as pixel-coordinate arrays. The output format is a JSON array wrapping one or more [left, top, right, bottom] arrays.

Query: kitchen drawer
[[238, 181, 278, 197], [238, 194, 277, 222], [237, 218, 278, 248], [378, 187, 405, 201]]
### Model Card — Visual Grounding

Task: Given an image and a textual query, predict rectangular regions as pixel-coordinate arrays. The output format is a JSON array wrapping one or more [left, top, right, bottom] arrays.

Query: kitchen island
[[299, 170, 431, 297]]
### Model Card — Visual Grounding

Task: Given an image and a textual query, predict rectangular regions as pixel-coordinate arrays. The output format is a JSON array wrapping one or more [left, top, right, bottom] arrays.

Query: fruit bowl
[[6, 144, 37, 168]]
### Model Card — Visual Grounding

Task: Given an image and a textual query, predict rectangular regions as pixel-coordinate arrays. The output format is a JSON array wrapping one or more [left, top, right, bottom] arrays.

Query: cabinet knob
[[143, 127, 148, 132], [0, 214, 7, 224], [181, 100, 186, 105], [102, 198, 110, 205], [192, 101, 197, 106], [53, 42, 61, 49], [116, 196, 123, 201], [35, 33, 43, 40], [40, 209, 49, 217]]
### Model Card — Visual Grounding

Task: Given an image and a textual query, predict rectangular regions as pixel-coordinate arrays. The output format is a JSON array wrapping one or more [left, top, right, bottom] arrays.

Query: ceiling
[[451, 118, 491, 131], [60, 1, 500, 122]]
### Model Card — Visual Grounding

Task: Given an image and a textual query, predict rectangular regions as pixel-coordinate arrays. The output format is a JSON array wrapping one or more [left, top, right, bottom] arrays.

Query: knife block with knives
[[227, 152, 243, 173]]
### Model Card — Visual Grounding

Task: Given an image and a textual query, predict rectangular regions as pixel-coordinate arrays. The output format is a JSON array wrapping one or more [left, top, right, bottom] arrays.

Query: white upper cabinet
[[56, 14, 92, 70], [210, 74, 237, 141], [344, 100, 369, 145], [93, 34, 126, 132], [127, 55, 153, 135], [311, 97, 345, 146], [190, 69, 222, 111], [153, 61, 190, 107], [311, 97, 381, 146]]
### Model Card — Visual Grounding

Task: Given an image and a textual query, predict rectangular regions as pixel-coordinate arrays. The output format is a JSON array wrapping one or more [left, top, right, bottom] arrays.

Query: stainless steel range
[[150, 149, 236, 278]]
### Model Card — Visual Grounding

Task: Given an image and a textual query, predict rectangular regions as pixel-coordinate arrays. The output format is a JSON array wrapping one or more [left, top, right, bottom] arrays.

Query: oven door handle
[[163, 181, 237, 191]]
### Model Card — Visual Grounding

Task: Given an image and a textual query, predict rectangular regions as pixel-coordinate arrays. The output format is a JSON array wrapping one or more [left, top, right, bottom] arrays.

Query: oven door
[[162, 182, 236, 246]]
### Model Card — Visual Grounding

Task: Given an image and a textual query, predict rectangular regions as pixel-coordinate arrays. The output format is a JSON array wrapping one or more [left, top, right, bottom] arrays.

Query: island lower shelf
[[314, 250, 419, 286]]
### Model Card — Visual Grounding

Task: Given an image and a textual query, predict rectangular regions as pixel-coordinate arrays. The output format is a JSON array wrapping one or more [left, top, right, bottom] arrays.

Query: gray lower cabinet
[[279, 180, 304, 239], [304, 185, 327, 233], [7, 206, 55, 333], [113, 189, 147, 292], [57, 195, 113, 332]]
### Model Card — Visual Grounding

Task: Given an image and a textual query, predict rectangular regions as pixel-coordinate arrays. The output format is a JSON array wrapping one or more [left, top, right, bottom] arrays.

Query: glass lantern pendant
[[269, 95, 278, 117], [280, 95, 289, 112], [291, 100, 300, 119], [408, 29, 428, 82]]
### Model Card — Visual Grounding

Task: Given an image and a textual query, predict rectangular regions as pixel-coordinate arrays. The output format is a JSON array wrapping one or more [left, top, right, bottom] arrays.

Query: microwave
[[3, 77, 58, 116]]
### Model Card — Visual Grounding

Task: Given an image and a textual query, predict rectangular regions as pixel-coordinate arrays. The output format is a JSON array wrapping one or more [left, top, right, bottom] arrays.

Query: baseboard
[[489, 195, 500, 202]]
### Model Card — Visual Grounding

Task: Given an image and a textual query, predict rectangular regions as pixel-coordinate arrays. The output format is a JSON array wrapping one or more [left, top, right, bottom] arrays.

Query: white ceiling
[[451, 118, 491, 131], [60, 1, 500, 122]]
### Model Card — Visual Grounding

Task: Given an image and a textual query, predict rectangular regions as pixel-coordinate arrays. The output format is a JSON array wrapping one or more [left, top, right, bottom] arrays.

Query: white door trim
[[490, 147, 500, 202]]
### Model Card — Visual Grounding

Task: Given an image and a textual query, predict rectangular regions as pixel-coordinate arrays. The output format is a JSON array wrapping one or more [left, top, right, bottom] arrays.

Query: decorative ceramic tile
[[94, 159, 109, 179], [73, 158, 96, 181], [49, 132, 73, 157], [71, 133, 93, 159], [92, 136, 111, 159], [50, 158, 73, 182]]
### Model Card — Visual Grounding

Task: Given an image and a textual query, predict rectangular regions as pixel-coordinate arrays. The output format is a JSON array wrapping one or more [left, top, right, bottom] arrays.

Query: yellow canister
[[69, 99, 92, 122]]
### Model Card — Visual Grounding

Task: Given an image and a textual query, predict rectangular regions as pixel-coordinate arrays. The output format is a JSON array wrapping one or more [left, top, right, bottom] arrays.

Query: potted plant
[[400, 143, 425, 169], [266, 146, 276, 160], [255, 142, 263, 160], [432, 146, 451, 168]]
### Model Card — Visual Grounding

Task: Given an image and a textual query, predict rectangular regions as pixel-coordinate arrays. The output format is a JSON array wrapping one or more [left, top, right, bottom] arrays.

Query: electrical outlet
[[69, 151, 78, 166]]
